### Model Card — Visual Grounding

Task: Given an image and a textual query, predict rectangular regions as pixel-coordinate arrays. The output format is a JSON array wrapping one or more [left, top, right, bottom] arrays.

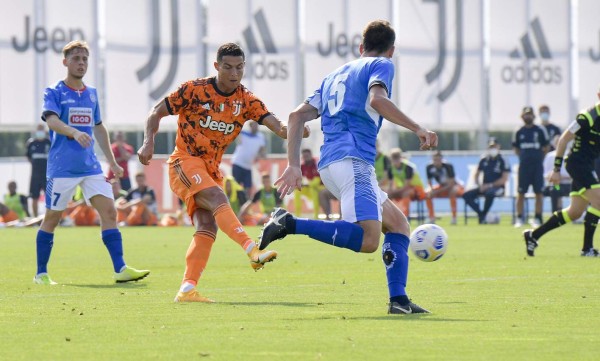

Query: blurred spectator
[[293, 148, 324, 219], [4, 181, 30, 221], [107, 131, 134, 191], [374, 140, 393, 191], [463, 138, 511, 224], [539, 105, 561, 151], [0, 202, 20, 224], [116, 172, 158, 226], [425, 151, 464, 224], [67, 186, 99, 226], [223, 175, 247, 215], [231, 121, 266, 197], [388, 148, 426, 217], [513, 106, 550, 227], [26, 123, 51, 217], [238, 172, 282, 225]]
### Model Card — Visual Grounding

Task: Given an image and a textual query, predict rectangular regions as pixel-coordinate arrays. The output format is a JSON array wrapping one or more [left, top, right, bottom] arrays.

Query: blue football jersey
[[42, 80, 103, 178], [306, 57, 394, 170]]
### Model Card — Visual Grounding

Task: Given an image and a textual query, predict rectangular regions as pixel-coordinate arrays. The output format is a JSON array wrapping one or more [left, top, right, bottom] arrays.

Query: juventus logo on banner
[[136, 0, 180, 100], [424, 0, 463, 102]]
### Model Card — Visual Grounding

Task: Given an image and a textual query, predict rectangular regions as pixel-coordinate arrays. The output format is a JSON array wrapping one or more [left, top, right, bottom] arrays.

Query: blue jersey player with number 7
[[33, 40, 149, 285], [258, 20, 438, 314]]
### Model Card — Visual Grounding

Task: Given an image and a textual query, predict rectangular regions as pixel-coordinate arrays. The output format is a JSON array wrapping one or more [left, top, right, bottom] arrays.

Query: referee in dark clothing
[[524, 90, 600, 257], [512, 106, 549, 228], [26, 124, 51, 217]]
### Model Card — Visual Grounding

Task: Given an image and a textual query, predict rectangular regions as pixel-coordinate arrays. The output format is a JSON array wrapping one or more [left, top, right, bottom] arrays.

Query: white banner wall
[[206, 0, 298, 123], [0, 0, 96, 128], [397, 0, 482, 131], [103, 0, 204, 129], [578, 0, 600, 110], [489, 0, 570, 130]]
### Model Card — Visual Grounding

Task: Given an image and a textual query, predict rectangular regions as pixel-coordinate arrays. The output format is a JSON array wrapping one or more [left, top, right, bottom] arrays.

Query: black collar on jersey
[[210, 76, 238, 97]]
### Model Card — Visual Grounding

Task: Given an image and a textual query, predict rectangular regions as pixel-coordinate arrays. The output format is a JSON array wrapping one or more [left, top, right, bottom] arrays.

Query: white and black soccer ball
[[485, 212, 500, 224], [409, 224, 448, 262]]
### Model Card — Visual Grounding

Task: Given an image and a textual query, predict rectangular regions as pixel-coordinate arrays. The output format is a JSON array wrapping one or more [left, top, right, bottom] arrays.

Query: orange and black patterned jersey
[[165, 77, 271, 181]]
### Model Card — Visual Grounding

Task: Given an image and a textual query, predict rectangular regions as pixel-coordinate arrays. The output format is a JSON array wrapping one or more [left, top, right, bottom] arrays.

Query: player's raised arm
[[138, 100, 170, 165], [274, 102, 318, 196], [368, 85, 438, 150]]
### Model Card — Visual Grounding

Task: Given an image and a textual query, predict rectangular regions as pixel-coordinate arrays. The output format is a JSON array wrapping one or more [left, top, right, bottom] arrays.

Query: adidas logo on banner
[[241, 8, 288, 80], [500, 17, 562, 84], [509, 17, 552, 59], [242, 8, 277, 54]]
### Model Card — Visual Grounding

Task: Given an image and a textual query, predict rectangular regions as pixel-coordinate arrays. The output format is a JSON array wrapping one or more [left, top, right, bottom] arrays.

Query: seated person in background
[[224, 175, 247, 215], [4, 181, 30, 221], [239, 172, 282, 225], [542, 135, 572, 213], [294, 148, 324, 219], [375, 140, 394, 192], [425, 151, 464, 224], [67, 186, 99, 226], [116, 172, 158, 226], [463, 138, 510, 224], [0, 201, 20, 224], [387, 148, 426, 217]]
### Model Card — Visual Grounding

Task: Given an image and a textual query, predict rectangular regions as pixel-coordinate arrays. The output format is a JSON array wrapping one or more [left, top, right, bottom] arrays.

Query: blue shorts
[[232, 164, 252, 190], [518, 162, 544, 194], [319, 158, 387, 223]]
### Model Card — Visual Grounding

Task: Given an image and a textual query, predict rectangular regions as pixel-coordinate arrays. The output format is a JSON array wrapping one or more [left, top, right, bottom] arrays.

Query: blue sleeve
[[42, 88, 60, 121], [305, 87, 323, 115], [368, 59, 394, 97]]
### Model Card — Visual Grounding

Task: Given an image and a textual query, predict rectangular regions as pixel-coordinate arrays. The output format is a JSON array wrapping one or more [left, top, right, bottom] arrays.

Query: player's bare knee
[[360, 236, 380, 253]]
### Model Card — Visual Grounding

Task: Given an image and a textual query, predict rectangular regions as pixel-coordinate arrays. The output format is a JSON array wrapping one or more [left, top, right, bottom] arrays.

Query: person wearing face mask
[[512, 106, 550, 228], [463, 138, 510, 224], [26, 123, 51, 217], [539, 105, 561, 151]]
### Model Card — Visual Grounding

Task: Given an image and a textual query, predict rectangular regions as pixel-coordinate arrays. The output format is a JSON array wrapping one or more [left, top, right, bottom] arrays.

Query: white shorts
[[45, 174, 114, 211], [319, 158, 387, 223]]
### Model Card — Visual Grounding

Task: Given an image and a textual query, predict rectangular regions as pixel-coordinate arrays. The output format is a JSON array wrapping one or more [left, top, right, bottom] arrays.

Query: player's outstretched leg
[[258, 208, 294, 250], [258, 207, 364, 252]]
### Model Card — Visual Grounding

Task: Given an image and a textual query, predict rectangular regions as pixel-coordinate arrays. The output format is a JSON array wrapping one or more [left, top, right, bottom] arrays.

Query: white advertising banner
[[396, 0, 482, 131], [578, 0, 600, 111], [103, 0, 204, 129], [206, 0, 298, 123], [489, 0, 570, 130], [0, 0, 96, 129]]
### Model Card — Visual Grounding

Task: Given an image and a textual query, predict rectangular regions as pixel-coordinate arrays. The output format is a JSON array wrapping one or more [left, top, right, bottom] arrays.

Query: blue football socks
[[36, 230, 54, 275], [101, 229, 126, 273], [294, 218, 364, 252], [382, 232, 410, 300]]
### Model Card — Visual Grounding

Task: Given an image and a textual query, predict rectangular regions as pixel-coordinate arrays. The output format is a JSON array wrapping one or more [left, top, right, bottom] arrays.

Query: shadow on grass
[[218, 301, 328, 307], [64, 283, 148, 289], [347, 315, 489, 322]]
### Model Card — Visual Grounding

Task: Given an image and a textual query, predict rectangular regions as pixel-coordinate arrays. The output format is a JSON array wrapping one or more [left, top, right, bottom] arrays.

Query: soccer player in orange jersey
[[137, 43, 309, 303]]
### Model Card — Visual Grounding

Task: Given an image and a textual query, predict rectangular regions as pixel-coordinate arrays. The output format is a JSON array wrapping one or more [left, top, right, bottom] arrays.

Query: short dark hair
[[362, 20, 395, 53], [216, 43, 245, 62]]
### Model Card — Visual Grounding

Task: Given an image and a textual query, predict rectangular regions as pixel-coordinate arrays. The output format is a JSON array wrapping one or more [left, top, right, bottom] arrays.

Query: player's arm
[[368, 85, 437, 150], [274, 103, 319, 196], [45, 113, 92, 148], [138, 100, 170, 165], [94, 123, 123, 178], [550, 126, 577, 185]]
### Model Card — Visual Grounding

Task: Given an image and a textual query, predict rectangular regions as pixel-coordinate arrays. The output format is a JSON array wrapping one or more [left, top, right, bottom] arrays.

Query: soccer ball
[[409, 224, 448, 262], [485, 212, 500, 224]]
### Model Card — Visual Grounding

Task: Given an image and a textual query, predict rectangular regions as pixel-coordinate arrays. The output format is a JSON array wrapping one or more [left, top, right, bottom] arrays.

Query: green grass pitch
[[1, 219, 600, 361]]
